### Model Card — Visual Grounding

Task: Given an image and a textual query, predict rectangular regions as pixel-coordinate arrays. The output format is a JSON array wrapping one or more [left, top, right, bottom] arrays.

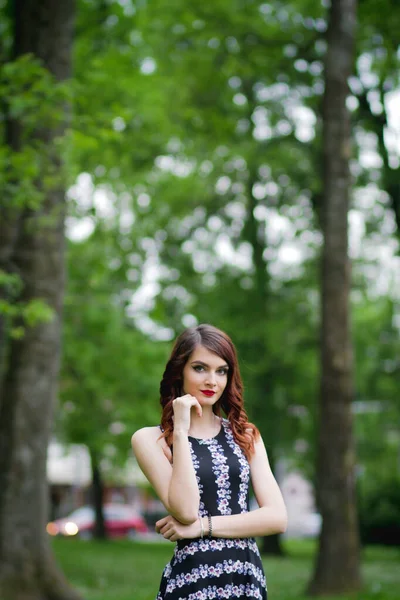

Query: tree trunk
[[0, 204, 22, 377], [307, 0, 361, 595], [0, 49, 24, 380], [90, 451, 107, 540], [0, 2, 81, 599]]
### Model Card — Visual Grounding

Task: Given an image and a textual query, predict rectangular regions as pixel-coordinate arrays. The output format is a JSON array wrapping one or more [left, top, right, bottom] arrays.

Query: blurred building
[[46, 442, 154, 519], [47, 442, 91, 519], [280, 470, 321, 537]]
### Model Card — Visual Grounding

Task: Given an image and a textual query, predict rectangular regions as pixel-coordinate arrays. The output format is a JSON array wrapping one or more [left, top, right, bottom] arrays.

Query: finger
[[163, 526, 174, 540], [160, 524, 170, 535], [155, 519, 169, 533], [176, 395, 199, 407], [186, 395, 203, 417]]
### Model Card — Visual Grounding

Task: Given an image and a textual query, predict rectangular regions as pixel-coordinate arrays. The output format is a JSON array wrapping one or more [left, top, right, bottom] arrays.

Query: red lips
[[201, 390, 215, 397]]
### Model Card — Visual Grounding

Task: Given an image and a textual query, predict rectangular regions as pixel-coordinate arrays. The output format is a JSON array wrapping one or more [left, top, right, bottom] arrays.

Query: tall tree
[[0, 2, 81, 599], [308, 0, 361, 594]]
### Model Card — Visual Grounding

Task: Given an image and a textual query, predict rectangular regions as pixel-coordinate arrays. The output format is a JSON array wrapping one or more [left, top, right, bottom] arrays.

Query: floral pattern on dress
[[189, 439, 207, 517], [172, 538, 261, 566], [163, 562, 173, 579], [165, 559, 266, 594], [177, 582, 264, 599], [223, 420, 250, 513], [199, 436, 231, 515]]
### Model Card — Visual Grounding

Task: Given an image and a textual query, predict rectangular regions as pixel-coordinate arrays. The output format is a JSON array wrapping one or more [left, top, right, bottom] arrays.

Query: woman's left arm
[[156, 435, 288, 541], [209, 434, 287, 538]]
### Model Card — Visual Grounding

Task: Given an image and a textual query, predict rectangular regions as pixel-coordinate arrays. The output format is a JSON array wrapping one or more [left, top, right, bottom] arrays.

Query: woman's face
[[181, 345, 229, 406]]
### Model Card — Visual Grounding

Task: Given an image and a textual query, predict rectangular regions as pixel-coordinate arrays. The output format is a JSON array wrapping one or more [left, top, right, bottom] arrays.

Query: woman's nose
[[205, 372, 217, 385]]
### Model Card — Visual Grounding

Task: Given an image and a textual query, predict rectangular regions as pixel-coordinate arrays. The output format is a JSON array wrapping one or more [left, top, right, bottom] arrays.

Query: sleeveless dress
[[156, 418, 267, 599]]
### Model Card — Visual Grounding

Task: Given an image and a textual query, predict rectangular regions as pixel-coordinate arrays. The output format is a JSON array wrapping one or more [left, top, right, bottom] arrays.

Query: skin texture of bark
[[307, 0, 362, 595], [0, 2, 82, 599]]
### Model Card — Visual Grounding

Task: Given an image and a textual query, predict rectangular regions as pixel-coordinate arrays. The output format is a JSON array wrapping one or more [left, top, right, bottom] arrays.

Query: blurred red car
[[47, 503, 148, 540]]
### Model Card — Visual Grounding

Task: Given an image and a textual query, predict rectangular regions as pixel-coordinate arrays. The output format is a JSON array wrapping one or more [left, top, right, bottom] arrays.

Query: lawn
[[53, 537, 400, 600]]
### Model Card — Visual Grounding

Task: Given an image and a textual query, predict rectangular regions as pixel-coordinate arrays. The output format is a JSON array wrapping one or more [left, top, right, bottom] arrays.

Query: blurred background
[[55, 0, 400, 545], [1, 0, 399, 599]]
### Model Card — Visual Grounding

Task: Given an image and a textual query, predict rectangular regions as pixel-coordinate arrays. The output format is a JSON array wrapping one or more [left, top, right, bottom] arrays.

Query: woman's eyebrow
[[191, 360, 229, 369]]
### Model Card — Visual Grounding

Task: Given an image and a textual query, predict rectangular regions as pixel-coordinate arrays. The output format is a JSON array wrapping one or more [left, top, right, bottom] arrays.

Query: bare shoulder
[[132, 425, 160, 441], [131, 426, 163, 450], [130, 426, 173, 509], [131, 425, 172, 463], [245, 423, 262, 445]]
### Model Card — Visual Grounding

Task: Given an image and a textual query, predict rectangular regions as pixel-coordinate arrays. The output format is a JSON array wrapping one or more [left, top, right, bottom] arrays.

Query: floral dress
[[156, 418, 267, 599]]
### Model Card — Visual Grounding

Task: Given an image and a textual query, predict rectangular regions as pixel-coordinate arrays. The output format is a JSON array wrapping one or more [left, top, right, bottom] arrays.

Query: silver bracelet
[[208, 514, 212, 539], [199, 516, 204, 539]]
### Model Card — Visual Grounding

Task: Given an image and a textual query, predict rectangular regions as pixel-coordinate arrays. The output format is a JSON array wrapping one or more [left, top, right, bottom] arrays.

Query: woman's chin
[[197, 395, 218, 405]]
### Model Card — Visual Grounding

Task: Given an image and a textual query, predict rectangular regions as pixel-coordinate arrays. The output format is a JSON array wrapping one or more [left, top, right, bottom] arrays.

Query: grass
[[52, 537, 400, 600]]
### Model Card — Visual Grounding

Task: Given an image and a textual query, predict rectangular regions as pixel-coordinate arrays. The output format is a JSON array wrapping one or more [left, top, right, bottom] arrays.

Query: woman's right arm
[[131, 398, 201, 524]]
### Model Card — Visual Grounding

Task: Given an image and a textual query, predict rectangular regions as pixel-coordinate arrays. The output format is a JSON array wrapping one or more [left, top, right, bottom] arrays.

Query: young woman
[[132, 324, 287, 599]]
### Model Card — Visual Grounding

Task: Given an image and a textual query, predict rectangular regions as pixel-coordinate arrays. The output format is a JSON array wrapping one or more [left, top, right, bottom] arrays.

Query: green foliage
[[352, 295, 400, 492], [60, 0, 399, 490], [58, 235, 170, 477], [0, 54, 72, 210], [0, 269, 54, 338], [1, 54, 68, 129], [354, 297, 400, 405], [3, 0, 397, 497], [0, 270, 22, 296], [70, 0, 177, 188], [22, 298, 54, 327]]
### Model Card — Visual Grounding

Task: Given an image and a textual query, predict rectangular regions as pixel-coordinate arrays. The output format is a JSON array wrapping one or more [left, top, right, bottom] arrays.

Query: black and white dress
[[156, 418, 267, 599]]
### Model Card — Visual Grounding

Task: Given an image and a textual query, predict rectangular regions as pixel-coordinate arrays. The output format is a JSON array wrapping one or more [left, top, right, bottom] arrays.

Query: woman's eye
[[192, 365, 228, 375]]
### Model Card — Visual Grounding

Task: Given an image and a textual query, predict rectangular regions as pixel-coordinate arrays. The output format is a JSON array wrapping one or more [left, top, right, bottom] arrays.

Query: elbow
[[167, 490, 199, 524], [177, 512, 199, 525], [275, 509, 288, 534], [167, 497, 198, 524], [276, 514, 288, 534], [170, 507, 198, 525], [260, 506, 288, 535]]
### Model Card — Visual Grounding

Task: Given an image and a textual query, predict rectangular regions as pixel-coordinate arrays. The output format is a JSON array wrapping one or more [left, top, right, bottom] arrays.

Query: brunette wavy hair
[[159, 324, 259, 460]]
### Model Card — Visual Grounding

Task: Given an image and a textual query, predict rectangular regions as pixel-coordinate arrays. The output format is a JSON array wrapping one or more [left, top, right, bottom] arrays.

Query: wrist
[[173, 428, 189, 438], [199, 516, 204, 539], [204, 516, 209, 536], [203, 516, 210, 537]]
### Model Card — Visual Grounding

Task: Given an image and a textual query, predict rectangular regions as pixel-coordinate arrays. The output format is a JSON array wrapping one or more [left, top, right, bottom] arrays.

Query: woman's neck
[[188, 407, 221, 438]]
